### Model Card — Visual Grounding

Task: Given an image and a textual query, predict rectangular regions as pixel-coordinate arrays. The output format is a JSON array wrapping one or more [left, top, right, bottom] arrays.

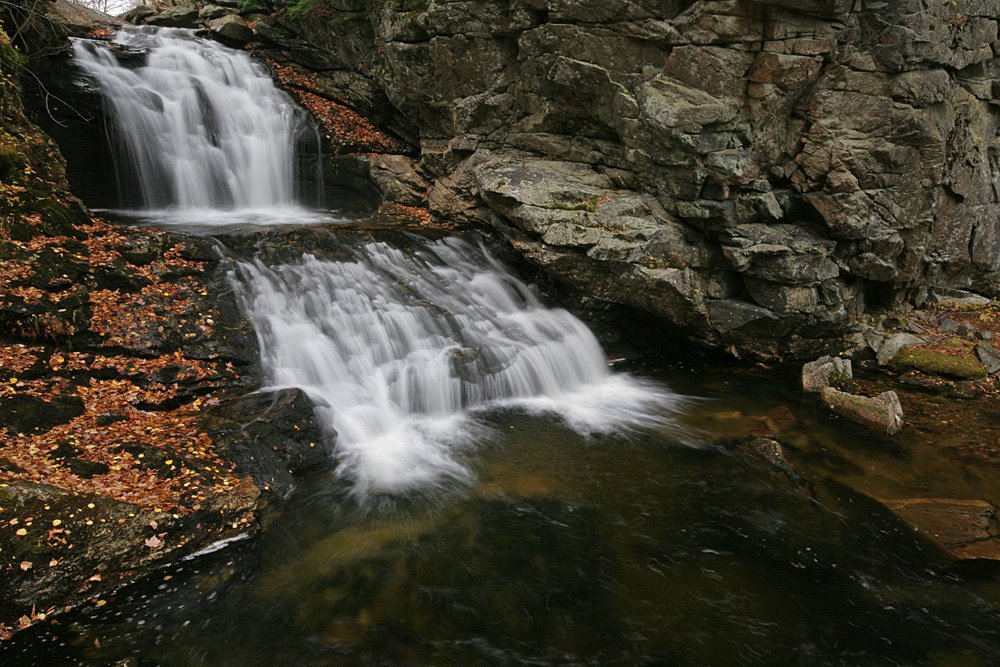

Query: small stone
[[877, 333, 925, 366], [975, 342, 1000, 374], [821, 388, 904, 435], [864, 330, 885, 353], [801, 355, 853, 393], [939, 317, 960, 332]]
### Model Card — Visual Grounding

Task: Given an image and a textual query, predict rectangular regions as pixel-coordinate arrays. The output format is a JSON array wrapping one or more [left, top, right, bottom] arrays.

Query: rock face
[[240, 0, 1000, 359]]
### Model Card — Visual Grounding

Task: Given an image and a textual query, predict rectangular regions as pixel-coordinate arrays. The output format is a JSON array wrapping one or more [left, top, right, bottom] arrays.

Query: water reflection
[[5, 389, 1000, 665]]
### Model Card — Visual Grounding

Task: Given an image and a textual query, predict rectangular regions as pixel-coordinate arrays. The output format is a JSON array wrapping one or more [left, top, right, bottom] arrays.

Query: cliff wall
[[234, 0, 1000, 358]]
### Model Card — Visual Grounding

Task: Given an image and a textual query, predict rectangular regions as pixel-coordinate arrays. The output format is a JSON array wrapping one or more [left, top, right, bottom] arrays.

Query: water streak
[[72, 26, 321, 211], [233, 237, 682, 496]]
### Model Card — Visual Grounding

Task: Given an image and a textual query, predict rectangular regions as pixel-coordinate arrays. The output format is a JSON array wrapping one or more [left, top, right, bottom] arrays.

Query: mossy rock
[[889, 346, 988, 380], [0, 145, 24, 178]]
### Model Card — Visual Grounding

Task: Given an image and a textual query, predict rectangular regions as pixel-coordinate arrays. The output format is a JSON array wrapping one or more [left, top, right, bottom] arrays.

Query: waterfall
[[72, 28, 679, 498], [72, 26, 321, 212], [233, 237, 680, 497]]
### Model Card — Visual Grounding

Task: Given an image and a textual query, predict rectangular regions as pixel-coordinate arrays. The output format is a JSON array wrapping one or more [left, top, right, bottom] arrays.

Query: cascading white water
[[73, 28, 680, 498], [72, 26, 319, 212], [233, 237, 682, 497]]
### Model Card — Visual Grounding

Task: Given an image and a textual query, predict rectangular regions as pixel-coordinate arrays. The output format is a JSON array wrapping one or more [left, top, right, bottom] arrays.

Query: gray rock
[[365, 155, 428, 206], [975, 342, 1000, 374], [198, 4, 231, 20], [877, 333, 925, 366], [720, 224, 838, 285], [802, 355, 852, 393], [145, 4, 200, 27], [208, 15, 253, 45], [933, 288, 992, 309], [864, 330, 885, 354], [820, 388, 905, 436], [707, 298, 779, 333], [121, 4, 156, 23], [745, 278, 818, 314], [938, 317, 960, 332]]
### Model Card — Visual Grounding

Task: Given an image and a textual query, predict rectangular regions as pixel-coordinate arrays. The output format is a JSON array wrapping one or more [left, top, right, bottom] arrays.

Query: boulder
[[199, 4, 232, 20], [208, 15, 254, 46], [820, 388, 904, 435], [145, 5, 200, 28], [801, 355, 852, 393]]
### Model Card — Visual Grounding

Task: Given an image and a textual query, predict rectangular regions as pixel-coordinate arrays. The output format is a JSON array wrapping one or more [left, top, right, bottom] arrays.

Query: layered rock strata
[[215, 0, 1000, 359]]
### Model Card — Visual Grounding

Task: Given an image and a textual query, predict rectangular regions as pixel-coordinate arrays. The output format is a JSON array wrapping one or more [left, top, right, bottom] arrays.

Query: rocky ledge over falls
[[123, 0, 1000, 359]]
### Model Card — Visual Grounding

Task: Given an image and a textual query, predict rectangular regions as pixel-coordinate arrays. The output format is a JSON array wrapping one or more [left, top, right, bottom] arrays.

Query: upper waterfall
[[72, 26, 320, 212]]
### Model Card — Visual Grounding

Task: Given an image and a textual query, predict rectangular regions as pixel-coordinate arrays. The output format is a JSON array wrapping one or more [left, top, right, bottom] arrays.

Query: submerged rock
[[820, 388, 904, 436], [880, 498, 1000, 561]]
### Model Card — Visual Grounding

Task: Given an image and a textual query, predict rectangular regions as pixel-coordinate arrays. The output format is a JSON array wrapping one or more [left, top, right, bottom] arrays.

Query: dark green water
[[3, 359, 1000, 666]]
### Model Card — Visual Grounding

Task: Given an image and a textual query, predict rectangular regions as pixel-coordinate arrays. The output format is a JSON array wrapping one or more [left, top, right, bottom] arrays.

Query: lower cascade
[[72, 26, 320, 211], [233, 237, 680, 496]]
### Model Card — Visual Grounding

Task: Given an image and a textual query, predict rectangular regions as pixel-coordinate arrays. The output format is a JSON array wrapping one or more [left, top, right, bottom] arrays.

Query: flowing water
[[232, 237, 677, 498], [6, 27, 1000, 666], [72, 26, 323, 217]]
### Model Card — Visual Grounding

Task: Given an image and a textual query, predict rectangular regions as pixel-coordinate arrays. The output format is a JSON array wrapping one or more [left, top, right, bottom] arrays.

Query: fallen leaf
[[19, 561, 32, 571], [145, 535, 163, 549]]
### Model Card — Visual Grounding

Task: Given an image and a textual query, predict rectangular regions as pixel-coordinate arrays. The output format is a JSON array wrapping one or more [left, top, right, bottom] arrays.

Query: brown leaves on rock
[[0, 373, 238, 513], [0, 343, 42, 374], [266, 60, 406, 155], [372, 202, 438, 228]]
